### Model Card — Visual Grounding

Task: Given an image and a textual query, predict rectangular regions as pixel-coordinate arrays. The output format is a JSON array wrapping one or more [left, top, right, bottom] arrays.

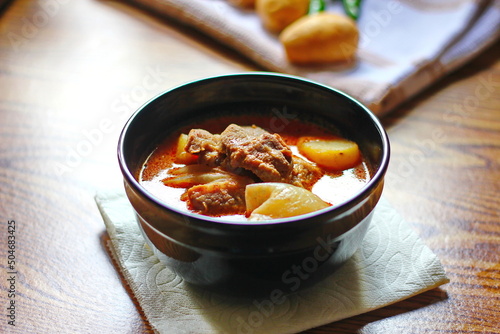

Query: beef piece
[[184, 177, 251, 216], [290, 156, 324, 190], [220, 124, 293, 182], [184, 124, 322, 191], [185, 129, 226, 167]]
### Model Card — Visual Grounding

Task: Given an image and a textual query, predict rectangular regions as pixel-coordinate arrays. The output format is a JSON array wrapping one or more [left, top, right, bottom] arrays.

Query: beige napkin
[[124, 0, 499, 116], [95, 190, 449, 334]]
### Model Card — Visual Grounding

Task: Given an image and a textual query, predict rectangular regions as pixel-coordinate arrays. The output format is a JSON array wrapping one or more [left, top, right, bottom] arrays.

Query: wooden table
[[1, 0, 498, 333]]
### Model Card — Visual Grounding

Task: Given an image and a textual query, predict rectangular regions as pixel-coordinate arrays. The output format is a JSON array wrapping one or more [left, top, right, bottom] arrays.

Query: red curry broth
[[139, 115, 372, 220]]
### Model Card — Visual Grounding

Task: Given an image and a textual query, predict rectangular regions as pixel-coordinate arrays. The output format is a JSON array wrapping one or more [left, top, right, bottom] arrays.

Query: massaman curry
[[139, 115, 372, 222]]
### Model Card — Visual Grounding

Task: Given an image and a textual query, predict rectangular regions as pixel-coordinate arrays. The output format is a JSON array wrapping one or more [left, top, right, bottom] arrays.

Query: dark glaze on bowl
[[118, 73, 390, 296]]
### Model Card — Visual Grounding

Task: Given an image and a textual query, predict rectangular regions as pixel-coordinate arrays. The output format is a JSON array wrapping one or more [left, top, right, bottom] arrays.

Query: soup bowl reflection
[[118, 72, 390, 296]]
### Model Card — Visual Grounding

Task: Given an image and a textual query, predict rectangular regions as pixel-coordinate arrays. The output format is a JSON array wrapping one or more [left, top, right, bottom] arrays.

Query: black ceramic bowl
[[118, 72, 390, 296]]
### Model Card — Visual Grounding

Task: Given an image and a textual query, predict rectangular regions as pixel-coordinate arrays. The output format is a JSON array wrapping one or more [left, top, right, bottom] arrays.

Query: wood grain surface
[[0, 0, 499, 333]]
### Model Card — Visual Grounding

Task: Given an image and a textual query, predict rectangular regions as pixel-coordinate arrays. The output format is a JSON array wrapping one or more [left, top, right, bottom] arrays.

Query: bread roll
[[280, 12, 359, 64], [256, 0, 309, 32]]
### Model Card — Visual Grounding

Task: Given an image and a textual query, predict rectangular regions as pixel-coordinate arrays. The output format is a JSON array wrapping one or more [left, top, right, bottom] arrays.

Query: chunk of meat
[[185, 129, 226, 167], [182, 124, 323, 196], [163, 165, 253, 216], [221, 124, 293, 182], [290, 156, 324, 190], [185, 124, 294, 183], [184, 177, 251, 216]]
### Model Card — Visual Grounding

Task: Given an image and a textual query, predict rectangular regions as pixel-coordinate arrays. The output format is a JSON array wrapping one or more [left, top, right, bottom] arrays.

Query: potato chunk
[[246, 182, 330, 221], [297, 136, 361, 171]]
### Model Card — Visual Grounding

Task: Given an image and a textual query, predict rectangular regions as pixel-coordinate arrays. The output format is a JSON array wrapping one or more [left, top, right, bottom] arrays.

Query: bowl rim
[[118, 71, 390, 227]]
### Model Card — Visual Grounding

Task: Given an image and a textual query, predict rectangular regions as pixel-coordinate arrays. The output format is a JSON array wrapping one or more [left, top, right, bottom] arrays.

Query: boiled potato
[[279, 12, 359, 64], [246, 182, 330, 220], [297, 136, 361, 170], [174, 133, 198, 164], [256, 0, 309, 32]]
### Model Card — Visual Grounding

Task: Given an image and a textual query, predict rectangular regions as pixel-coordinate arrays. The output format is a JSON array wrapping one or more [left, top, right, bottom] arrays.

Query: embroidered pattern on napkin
[[95, 191, 449, 334]]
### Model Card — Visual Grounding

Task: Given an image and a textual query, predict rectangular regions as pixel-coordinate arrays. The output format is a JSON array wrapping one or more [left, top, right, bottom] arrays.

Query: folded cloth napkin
[[124, 0, 499, 116], [95, 190, 449, 334]]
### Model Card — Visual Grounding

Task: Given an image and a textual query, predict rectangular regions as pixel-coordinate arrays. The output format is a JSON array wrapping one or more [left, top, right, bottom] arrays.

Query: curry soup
[[139, 114, 372, 221]]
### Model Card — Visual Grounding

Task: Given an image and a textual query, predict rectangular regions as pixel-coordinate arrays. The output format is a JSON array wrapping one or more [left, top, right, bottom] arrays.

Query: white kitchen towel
[[95, 190, 449, 334], [124, 0, 500, 116]]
